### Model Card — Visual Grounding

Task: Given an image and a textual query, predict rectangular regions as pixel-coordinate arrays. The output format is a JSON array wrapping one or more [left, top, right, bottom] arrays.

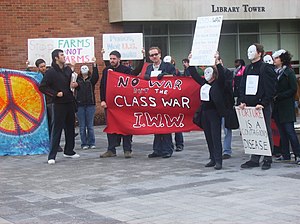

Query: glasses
[[149, 53, 159, 57]]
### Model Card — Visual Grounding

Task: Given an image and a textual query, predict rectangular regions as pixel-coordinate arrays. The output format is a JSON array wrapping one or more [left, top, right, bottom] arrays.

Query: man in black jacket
[[100, 50, 135, 159], [39, 49, 80, 164], [239, 43, 277, 170]]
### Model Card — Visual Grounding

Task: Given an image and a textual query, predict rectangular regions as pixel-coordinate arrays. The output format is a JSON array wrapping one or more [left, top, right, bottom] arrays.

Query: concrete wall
[[108, 0, 300, 22]]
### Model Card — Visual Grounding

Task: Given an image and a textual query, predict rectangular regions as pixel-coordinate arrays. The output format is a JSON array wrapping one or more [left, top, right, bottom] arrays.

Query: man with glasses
[[144, 47, 176, 158]]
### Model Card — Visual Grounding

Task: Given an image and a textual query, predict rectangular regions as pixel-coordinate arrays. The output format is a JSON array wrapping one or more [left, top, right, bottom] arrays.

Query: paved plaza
[[1, 126, 300, 224]]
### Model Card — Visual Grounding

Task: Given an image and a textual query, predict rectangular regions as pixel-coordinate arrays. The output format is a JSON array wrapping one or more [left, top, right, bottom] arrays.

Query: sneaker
[[261, 161, 272, 170], [222, 154, 231, 160], [82, 146, 89, 150], [175, 145, 184, 152], [100, 151, 116, 158], [63, 153, 80, 158], [148, 152, 161, 158], [89, 145, 96, 149], [275, 156, 291, 162], [124, 151, 132, 159], [241, 160, 259, 168], [48, 159, 55, 165], [296, 159, 300, 165]]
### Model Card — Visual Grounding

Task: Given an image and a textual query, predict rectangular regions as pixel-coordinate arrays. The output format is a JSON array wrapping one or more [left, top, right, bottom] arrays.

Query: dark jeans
[[201, 109, 222, 164], [107, 133, 132, 153], [274, 115, 300, 159], [250, 105, 273, 163], [174, 132, 184, 147], [153, 134, 173, 155], [48, 102, 76, 160]]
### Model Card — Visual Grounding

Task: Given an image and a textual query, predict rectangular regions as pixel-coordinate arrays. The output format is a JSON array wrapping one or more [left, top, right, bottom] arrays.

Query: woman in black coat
[[188, 58, 226, 170]]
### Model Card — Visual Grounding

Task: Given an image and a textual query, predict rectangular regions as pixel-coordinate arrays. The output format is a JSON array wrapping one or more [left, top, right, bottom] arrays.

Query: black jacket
[[188, 64, 226, 117], [239, 60, 276, 107], [39, 63, 74, 104], [75, 65, 99, 106], [100, 64, 133, 102], [144, 61, 176, 80]]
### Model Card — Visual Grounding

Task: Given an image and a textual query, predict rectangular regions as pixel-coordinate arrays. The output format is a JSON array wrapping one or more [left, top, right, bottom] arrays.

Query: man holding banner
[[100, 50, 135, 159], [145, 47, 176, 158], [239, 43, 277, 170]]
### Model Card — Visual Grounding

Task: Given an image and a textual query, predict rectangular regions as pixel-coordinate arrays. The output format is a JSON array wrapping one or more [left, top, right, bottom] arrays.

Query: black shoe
[[222, 154, 231, 160], [205, 160, 216, 167], [162, 153, 172, 158], [241, 160, 259, 169], [148, 152, 161, 158], [214, 162, 222, 170], [57, 146, 63, 152], [261, 161, 272, 170], [175, 145, 184, 152]]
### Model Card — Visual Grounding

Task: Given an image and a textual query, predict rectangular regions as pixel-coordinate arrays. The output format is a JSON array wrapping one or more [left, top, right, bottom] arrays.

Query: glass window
[[170, 36, 193, 70], [239, 34, 259, 64], [280, 34, 299, 60], [221, 22, 237, 33], [144, 24, 168, 35], [169, 23, 193, 35], [219, 35, 237, 68], [144, 37, 168, 62], [280, 21, 300, 32], [239, 23, 259, 33], [260, 34, 278, 54], [123, 23, 143, 33], [260, 22, 278, 33]]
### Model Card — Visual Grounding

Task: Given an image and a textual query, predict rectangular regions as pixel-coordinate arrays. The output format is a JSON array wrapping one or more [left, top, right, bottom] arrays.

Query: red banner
[[104, 71, 201, 135]]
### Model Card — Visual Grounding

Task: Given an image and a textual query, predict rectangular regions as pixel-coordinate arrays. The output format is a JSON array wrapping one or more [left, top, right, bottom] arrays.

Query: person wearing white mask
[[272, 49, 300, 164], [188, 53, 226, 170], [263, 55, 274, 65], [239, 43, 277, 170], [75, 57, 99, 150]]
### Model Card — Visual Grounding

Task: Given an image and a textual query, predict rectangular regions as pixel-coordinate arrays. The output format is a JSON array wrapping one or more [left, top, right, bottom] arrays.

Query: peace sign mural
[[0, 69, 49, 156]]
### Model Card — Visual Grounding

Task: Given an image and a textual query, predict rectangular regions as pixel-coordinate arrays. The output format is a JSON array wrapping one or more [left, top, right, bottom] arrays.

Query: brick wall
[[0, 0, 123, 124]]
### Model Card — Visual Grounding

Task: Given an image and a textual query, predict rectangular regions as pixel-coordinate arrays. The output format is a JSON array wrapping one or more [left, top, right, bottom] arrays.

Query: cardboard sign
[[235, 107, 272, 156], [190, 16, 223, 66], [28, 37, 95, 66], [102, 33, 143, 60]]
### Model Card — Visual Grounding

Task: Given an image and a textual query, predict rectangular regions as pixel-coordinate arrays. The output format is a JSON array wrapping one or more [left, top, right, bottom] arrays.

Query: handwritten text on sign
[[28, 37, 94, 66], [190, 16, 223, 66], [104, 71, 201, 135], [102, 33, 143, 60], [235, 107, 272, 156]]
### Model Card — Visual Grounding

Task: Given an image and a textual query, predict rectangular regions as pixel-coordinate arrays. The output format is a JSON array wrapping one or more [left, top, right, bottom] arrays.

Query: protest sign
[[102, 33, 143, 60], [190, 16, 223, 66], [0, 69, 49, 155], [104, 71, 201, 135], [28, 37, 95, 66], [235, 107, 272, 156]]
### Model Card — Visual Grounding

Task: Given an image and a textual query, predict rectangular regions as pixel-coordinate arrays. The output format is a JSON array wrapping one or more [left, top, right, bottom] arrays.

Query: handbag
[[193, 106, 203, 128], [225, 107, 239, 129]]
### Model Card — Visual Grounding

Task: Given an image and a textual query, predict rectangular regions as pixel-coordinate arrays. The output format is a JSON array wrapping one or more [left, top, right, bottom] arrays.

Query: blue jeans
[[222, 118, 232, 155], [76, 105, 96, 147]]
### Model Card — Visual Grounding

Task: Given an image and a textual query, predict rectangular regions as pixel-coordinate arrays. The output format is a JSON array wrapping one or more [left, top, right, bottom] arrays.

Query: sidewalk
[[0, 126, 300, 224]]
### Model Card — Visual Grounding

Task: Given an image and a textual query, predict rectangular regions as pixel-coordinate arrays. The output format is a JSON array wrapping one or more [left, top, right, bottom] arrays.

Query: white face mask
[[247, 45, 257, 60], [263, 55, 273, 65], [204, 67, 214, 82]]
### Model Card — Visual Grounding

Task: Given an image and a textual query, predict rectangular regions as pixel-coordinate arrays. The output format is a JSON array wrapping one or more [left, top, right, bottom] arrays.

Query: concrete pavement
[[0, 126, 300, 224]]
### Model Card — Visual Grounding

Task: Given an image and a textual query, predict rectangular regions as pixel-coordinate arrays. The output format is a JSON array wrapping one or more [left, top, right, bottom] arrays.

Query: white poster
[[102, 33, 143, 60], [28, 37, 95, 66], [235, 107, 272, 156], [190, 16, 223, 66]]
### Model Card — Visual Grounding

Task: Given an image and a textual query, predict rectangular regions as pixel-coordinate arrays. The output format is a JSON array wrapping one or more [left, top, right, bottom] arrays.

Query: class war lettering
[[211, 4, 265, 13], [133, 112, 185, 129], [114, 95, 190, 109]]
